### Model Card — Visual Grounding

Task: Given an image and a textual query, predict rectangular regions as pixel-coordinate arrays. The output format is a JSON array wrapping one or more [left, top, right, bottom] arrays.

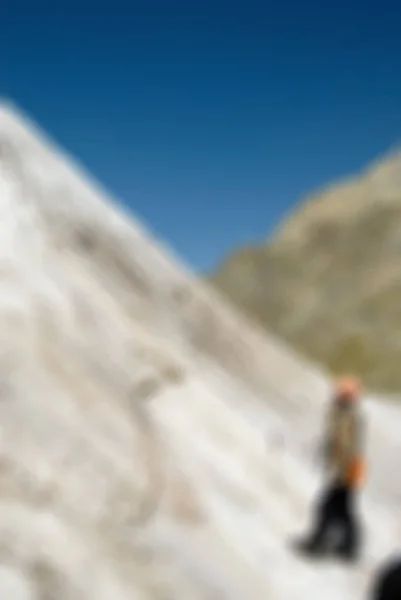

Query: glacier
[[0, 100, 398, 599]]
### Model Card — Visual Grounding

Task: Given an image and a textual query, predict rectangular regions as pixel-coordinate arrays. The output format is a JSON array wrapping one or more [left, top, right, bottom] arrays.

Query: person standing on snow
[[294, 376, 367, 562]]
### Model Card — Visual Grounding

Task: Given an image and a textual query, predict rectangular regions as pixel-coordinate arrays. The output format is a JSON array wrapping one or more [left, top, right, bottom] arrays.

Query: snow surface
[[0, 100, 399, 599]]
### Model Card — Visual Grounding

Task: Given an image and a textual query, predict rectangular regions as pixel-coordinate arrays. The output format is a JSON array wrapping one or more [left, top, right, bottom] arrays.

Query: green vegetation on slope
[[209, 161, 401, 393]]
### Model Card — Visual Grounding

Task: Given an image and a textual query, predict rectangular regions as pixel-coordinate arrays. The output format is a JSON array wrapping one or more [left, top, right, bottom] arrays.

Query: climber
[[293, 375, 366, 562]]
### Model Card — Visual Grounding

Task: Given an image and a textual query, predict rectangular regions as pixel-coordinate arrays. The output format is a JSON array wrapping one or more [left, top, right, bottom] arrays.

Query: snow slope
[[0, 101, 399, 599]]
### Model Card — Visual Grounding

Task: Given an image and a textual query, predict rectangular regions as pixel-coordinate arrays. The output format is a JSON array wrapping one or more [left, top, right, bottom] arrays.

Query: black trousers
[[306, 482, 360, 555]]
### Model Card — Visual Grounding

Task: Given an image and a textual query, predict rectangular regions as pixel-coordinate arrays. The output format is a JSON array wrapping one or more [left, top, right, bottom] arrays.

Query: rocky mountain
[[210, 150, 401, 393], [0, 100, 400, 599]]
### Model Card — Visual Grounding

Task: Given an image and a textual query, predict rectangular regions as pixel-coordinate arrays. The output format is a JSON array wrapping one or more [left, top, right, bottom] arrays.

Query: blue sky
[[2, 1, 401, 271]]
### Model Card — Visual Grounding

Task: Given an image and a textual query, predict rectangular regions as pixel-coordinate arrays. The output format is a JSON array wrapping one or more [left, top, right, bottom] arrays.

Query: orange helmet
[[334, 375, 361, 401]]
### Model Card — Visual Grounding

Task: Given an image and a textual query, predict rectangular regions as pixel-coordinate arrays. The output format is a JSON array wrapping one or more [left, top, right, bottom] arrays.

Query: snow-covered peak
[[0, 101, 398, 599]]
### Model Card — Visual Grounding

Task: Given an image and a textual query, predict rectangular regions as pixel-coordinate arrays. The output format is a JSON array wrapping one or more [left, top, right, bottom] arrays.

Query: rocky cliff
[[210, 150, 401, 393]]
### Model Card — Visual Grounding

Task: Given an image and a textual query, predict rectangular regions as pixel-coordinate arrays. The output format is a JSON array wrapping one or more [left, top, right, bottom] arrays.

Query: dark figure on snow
[[294, 375, 367, 562], [370, 556, 401, 600]]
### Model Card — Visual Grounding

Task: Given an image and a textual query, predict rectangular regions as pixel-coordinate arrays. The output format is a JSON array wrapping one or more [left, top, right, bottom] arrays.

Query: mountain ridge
[[210, 147, 401, 393]]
